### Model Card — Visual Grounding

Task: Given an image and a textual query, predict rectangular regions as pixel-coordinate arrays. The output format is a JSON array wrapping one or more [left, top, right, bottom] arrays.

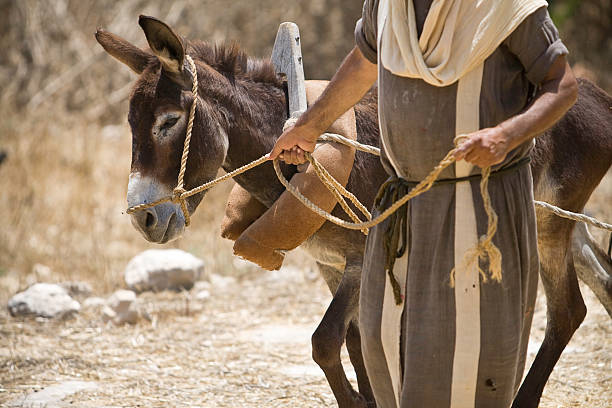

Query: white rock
[[195, 289, 211, 301], [108, 289, 136, 306], [124, 249, 205, 293], [193, 280, 211, 292], [101, 305, 118, 323], [83, 296, 106, 309], [7, 283, 80, 318], [103, 290, 138, 325], [8, 380, 98, 407]]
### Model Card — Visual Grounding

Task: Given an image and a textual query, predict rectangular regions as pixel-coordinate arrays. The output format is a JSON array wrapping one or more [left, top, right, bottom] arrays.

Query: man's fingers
[[295, 147, 306, 164], [464, 147, 483, 164], [454, 138, 476, 161], [453, 140, 474, 161], [454, 149, 466, 161], [269, 144, 283, 160], [287, 147, 299, 165], [271, 148, 305, 164]]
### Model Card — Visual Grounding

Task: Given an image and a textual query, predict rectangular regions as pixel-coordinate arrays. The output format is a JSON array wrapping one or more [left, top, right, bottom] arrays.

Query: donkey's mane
[[187, 40, 283, 88]]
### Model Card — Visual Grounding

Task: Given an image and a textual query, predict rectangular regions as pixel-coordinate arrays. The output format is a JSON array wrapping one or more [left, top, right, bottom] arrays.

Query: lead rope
[[274, 125, 502, 297], [126, 54, 612, 292]]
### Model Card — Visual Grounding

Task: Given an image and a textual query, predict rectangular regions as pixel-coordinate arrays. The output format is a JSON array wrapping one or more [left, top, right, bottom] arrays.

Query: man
[[270, 1, 577, 407]]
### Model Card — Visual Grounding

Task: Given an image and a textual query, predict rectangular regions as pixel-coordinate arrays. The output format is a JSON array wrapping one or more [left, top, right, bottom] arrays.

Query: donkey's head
[[96, 16, 245, 243]]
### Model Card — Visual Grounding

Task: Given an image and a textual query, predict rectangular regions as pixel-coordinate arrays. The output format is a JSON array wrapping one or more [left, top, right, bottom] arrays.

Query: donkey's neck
[[222, 80, 285, 169], [220, 74, 293, 207]]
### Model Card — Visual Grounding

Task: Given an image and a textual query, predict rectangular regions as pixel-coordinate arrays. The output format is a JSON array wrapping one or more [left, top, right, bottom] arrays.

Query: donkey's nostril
[[145, 210, 157, 228]]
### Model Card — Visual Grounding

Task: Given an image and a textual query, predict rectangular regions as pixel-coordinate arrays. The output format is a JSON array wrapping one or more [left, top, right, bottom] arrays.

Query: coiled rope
[[126, 54, 612, 283]]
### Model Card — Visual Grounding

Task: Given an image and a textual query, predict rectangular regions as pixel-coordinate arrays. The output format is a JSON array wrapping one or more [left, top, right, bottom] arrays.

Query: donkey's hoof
[[346, 392, 374, 408]]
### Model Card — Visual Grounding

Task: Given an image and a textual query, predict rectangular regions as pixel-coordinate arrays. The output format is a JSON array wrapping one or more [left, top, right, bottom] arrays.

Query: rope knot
[[172, 187, 186, 204], [172, 187, 191, 227]]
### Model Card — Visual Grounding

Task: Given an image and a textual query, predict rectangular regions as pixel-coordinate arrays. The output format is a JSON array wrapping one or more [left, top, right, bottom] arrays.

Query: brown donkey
[[95, 17, 612, 408]]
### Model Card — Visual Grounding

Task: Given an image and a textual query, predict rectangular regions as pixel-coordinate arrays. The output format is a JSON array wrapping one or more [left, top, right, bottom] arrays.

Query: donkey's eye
[[152, 112, 183, 141], [161, 116, 179, 131]]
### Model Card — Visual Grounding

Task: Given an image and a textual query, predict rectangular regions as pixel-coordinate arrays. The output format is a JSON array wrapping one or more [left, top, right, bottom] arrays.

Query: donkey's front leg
[[313, 263, 370, 408]]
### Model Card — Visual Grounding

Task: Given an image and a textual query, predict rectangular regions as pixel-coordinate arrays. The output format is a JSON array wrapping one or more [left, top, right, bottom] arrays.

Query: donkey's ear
[[95, 28, 151, 74], [139, 15, 185, 74]]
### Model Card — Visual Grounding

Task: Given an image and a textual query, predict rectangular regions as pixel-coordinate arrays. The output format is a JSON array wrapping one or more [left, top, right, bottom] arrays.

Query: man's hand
[[453, 126, 510, 168], [268, 123, 319, 164]]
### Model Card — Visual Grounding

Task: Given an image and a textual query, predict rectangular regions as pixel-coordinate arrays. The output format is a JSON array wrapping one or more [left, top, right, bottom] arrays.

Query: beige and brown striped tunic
[[354, 1, 568, 407]]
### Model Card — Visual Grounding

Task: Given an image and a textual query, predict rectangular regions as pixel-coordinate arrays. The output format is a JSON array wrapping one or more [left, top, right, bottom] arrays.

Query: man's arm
[[454, 55, 578, 168], [269, 45, 378, 164]]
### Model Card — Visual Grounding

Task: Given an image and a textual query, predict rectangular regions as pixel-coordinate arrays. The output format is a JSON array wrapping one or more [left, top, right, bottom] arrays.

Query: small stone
[[104, 290, 138, 325], [108, 289, 136, 306], [195, 289, 211, 300], [101, 305, 117, 323], [7, 283, 80, 318], [8, 380, 98, 407], [193, 280, 211, 292], [83, 296, 106, 309], [124, 249, 206, 293]]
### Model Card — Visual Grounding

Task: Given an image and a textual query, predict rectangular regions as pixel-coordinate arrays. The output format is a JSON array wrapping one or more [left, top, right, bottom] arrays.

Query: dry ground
[[0, 257, 611, 407]]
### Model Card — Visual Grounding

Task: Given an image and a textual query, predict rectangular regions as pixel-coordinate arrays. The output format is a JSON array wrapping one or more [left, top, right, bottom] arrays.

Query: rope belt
[[377, 157, 531, 304], [126, 54, 612, 290], [398, 156, 531, 187], [375, 178, 410, 304]]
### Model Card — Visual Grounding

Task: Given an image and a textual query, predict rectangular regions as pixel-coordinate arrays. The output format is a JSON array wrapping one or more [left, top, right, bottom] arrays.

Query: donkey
[[95, 16, 612, 408]]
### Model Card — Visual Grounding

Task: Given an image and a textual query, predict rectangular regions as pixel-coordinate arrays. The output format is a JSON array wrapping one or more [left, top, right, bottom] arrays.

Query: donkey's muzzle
[[130, 202, 185, 244]]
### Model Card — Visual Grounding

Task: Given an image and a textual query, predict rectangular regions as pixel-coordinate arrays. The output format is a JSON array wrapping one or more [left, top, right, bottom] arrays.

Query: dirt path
[[1, 259, 610, 407]]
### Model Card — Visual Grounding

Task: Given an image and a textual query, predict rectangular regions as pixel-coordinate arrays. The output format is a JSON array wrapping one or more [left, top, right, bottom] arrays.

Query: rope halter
[[126, 55, 199, 226]]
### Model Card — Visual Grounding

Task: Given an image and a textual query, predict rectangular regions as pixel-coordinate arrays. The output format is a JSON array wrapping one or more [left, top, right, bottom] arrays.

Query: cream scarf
[[378, 0, 548, 87]]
